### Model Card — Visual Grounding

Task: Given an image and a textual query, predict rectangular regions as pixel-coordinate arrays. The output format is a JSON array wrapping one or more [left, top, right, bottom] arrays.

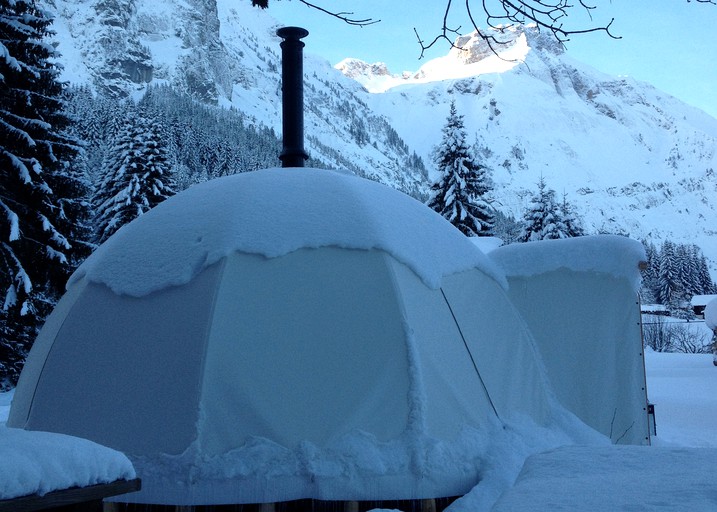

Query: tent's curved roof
[[71, 167, 505, 297]]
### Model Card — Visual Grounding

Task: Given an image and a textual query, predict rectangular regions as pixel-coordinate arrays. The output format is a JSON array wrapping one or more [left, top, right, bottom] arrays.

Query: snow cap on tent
[[9, 168, 594, 506], [69, 167, 505, 296]]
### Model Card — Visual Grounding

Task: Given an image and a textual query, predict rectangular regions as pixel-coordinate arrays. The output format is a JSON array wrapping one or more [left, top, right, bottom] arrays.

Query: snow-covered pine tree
[[640, 240, 660, 304], [657, 240, 680, 307], [0, 0, 86, 388], [427, 101, 494, 237], [93, 104, 175, 244], [519, 177, 568, 241], [559, 192, 585, 237], [696, 252, 716, 294]]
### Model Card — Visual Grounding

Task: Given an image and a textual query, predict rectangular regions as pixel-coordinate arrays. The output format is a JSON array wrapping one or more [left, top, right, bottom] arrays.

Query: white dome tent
[[8, 168, 597, 508], [489, 236, 651, 445]]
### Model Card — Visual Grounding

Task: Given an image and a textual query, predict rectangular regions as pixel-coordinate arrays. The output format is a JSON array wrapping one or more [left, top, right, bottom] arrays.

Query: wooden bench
[[0, 478, 140, 512]]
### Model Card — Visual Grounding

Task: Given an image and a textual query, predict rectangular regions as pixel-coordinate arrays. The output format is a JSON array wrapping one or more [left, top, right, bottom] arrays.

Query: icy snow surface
[[0, 426, 135, 501], [705, 298, 717, 330], [69, 167, 506, 296], [489, 234, 647, 292], [491, 445, 717, 512], [447, 352, 717, 512]]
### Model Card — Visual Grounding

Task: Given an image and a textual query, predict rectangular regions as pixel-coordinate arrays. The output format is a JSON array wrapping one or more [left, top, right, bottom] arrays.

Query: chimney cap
[[277, 26, 309, 39]]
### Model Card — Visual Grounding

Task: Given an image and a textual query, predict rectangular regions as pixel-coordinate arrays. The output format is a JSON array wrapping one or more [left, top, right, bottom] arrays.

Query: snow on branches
[[428, 101, 494, 237]]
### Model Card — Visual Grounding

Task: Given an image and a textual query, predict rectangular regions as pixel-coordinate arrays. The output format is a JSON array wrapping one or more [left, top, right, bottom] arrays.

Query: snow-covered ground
[[1, 351, 714, 508], [645, 351, 716, 448]]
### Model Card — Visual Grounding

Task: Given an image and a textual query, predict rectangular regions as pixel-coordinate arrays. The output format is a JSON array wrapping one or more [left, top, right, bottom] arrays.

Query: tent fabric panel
[[198, 248, 411, 454], [386, 260, 496, 438], [440, 270, 552, 425], [18, 262, 224, 455], [7, 280, 88, 428], [505, 270, 649, 445]]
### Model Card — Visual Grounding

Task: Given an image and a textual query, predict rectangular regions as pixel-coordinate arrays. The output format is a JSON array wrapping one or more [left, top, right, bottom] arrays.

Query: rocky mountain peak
[[448, 25, 562, 65], [335, 58, 393, 80]]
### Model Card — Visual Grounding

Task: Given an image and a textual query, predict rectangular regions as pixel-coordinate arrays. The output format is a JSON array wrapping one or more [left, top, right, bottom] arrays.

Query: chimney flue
[[277, 26, 309, 168]]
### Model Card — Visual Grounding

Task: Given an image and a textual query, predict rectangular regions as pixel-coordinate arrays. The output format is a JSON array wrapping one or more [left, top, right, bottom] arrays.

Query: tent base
[[104, 496, 459, 512]]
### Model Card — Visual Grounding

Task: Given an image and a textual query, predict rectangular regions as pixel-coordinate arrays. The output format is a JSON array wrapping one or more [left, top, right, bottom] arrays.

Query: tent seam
[[192, 257, 229, 458], [439, 288, 501, 422]]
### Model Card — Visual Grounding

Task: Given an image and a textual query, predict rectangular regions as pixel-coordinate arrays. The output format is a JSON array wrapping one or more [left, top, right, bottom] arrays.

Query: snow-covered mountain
[[353, 26, 717, 262], [47, 0, 429, 196], [42, 0, 717, 268]]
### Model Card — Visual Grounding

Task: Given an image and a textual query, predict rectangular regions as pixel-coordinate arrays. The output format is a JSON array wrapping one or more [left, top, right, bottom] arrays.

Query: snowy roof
[[641, 304, 669, 312], [489, 235, 647, 292], [690, 294, 717, 306], [705, 298, 717, 330], [0, 427, 135, 501], [70, 168, 506, 297]]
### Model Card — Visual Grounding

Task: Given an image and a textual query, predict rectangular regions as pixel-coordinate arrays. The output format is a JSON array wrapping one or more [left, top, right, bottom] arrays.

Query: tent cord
[[440, 288, 501, 421]]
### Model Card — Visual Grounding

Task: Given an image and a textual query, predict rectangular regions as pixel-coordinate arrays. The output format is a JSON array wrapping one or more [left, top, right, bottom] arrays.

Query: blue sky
[[268, 0, 717, 118]]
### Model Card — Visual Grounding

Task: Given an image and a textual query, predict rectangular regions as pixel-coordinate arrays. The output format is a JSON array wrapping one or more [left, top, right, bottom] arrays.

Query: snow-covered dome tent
[[490, 236, 651, 445], [9, 168, 596, 508]]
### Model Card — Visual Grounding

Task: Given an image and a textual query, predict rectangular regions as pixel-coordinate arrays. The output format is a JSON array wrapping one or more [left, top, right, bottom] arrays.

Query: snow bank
[[490, 235, 646, 292], [0, 427, 135, 501], [491, 445, 717, 512], [123, 413, 602, 507], [70, 168, 505, 297], [705, 297, 717, 330]]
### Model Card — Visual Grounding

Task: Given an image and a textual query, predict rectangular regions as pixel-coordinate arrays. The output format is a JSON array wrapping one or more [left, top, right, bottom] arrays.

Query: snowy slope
[[353, 27, 717, 268], [43, 0, 429, 196], [41, 1, 717, 268]]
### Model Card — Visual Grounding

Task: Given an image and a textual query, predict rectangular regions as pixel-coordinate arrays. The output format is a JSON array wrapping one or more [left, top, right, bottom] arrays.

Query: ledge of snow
[[70, 168, 505, 297], [489, 235, 646, 292], [0, 427, 136, 501], [118, 414, 603, 506]]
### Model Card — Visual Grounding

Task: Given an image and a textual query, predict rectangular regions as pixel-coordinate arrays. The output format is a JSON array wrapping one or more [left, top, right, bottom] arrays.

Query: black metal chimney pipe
[[277, 26, 309, 168]]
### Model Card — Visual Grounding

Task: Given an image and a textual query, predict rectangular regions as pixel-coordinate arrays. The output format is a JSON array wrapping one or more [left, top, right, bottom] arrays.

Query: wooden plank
[[343, 501, 359, 512], [421, 498, 437, 512], [0, 479, 141, 512]]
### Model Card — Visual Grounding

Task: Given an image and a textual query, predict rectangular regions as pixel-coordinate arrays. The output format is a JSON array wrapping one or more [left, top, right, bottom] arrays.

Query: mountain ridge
[[40, 0, 717, 270]]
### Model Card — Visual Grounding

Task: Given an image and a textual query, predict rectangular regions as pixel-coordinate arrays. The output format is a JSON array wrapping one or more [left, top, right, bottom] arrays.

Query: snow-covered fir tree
[[519, 177, 569, 242], [640, 240, 660, 304], [657, 240, 679, 308], [427, 101, 494, 237], [641, 239, 716, 310], [0, 0, 87, 388], [559, 192, 585, 238], [93, 104, 175, 244]]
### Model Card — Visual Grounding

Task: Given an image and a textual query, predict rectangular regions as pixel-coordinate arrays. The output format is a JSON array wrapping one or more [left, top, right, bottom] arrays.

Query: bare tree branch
[[295, 0, 380, 26], [415, 0, 622, 61], [252, 0, 380, 26], [253, 0, 714, 57]]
